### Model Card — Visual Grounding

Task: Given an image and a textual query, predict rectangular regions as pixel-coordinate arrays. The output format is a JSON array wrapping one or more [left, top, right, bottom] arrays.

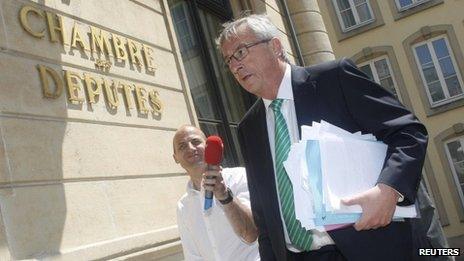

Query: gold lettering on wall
[[20, 5, 158, 74], [120, 83, 135, 109], [65, 70, 84, 104], [19, 5, 45, 38], [90, 26, 113, 57], [46, 11, 66, 44], [135, 85, 149, 114], [71, 23, 89, 51], [83, 73, 101, 104], [143, 45, 156, 72], [37, 65, 63, 98], [103, 79, 120, 109], [127, 39, 144, 68], [37, 65, 163, 115], [37, 65, 163, 116], [95, 59, 112, 70], [19, 4, 164, 119], [112, 33, 128, 62], [149, 90, 163, 114]]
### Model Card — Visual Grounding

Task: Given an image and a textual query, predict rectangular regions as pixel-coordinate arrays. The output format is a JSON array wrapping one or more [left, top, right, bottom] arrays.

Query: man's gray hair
[[216, 14, 289, 63]]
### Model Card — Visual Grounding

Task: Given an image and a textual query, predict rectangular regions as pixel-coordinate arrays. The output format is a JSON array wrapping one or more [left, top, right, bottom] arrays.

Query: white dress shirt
[[177, 167, 260, 261], [263, 63, 335, 252]]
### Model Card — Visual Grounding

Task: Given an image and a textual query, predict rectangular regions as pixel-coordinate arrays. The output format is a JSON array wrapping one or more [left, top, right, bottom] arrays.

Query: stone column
[[286, 0, 335, 65]]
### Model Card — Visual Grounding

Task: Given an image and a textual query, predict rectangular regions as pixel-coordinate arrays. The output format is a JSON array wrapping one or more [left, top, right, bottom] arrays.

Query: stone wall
[[0, 0, 194, 259]]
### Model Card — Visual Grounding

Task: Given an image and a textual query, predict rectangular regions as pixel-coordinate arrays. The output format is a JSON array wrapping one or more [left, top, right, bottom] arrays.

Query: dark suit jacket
[[237, 58, 428, 261]]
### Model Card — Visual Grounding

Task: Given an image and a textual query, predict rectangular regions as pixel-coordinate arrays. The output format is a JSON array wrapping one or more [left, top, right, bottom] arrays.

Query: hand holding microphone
[[203, 136, 224, 210]]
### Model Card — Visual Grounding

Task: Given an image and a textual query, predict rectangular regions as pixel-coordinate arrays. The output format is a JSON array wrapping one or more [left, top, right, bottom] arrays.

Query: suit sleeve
[[337, 58, 428, 205], [238, 126, 277, 261]]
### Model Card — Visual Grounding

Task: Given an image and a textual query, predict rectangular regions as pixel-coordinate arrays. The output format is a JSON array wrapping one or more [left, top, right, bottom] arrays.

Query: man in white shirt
[[173, 125, 260, 261]]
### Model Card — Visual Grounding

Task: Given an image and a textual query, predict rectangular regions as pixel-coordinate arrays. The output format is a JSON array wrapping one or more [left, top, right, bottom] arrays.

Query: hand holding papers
[[284, 121, 417, 232]]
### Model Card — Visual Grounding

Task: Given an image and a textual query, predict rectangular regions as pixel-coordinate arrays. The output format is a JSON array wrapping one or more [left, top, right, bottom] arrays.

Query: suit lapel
[[252, 100, 276, 191], [291, 65, 318, 131], [251, 100, 289, 259]]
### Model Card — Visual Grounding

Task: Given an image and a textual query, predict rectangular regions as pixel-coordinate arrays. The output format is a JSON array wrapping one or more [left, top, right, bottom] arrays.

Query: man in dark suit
[[217, 15, 428, 260]]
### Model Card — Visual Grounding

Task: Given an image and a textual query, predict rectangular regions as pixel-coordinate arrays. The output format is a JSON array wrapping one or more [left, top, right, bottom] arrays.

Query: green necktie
[[270, 99, 313, 251]]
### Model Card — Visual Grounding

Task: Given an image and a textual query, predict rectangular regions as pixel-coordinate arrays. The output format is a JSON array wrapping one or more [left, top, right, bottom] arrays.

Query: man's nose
[[187, 142, 196, 151]]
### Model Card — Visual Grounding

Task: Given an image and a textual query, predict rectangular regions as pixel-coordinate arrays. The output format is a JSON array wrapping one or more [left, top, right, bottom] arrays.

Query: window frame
[[395, 0, 430, 11], [434, 123, 464, 222], [332, 0, 375, 32], [444, 136, 464, 209], [169, 0, 253, 167], [388, 0, 443, 21], [170, 2, 198, 54], [351, 46, 415, 111], [326, 0, 384, 42], [358, 55, 402, 101], [403, 25, 464, 116], [412, 35, 464, 108]]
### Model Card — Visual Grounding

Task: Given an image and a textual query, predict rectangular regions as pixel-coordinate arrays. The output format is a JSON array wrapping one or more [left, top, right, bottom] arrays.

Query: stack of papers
[[283, 121, 417, 232]]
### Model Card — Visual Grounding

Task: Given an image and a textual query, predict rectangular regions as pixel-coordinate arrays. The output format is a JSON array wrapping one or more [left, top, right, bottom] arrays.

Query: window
[[412, 36, 464, 107], [403, 25, 464, 115], [169, 0, 254, 167], [395, 0, 436, 11], [435, 124, 464, 221], [445, 137, 464, 208], [351, 47, 415, 109], [170, 3, 197, 53], [359, 56, 401, 100], [395, 0, 429, 11], [332, 0, 374, 32], [327, 0, 383, 41], [388, 0, 443, 21]]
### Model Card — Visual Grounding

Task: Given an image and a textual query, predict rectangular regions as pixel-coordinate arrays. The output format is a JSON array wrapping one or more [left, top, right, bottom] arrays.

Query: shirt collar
[[186, 180, 201, 196], [263, 63, 293, 110]]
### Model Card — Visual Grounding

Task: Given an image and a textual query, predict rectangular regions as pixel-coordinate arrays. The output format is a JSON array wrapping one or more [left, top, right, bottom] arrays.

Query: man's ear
[[173, 154, 179, 164], [270, 37, 283, 56]]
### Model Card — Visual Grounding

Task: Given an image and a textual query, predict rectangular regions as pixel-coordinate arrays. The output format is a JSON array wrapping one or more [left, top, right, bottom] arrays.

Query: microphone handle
[[204, 191, 213, 210], [204, 164, 216, 210]]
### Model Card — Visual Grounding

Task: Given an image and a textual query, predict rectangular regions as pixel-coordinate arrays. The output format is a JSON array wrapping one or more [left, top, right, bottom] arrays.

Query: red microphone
[[204, 136, 224, 210], [205, 136, 224, 165]]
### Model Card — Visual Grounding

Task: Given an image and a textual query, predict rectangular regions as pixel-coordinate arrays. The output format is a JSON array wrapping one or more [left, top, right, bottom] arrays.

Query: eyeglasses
[[224, 39, 272, 67]]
